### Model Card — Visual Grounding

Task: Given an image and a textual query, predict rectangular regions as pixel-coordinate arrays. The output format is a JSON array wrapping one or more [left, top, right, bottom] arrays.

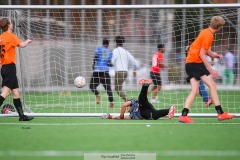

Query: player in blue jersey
[[90, 38, 114, 108], [102, 79, 176, 120]]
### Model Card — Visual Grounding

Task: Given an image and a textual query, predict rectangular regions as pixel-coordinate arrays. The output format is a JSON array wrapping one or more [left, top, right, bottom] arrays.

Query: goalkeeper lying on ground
[[102, 79, 176, 120]]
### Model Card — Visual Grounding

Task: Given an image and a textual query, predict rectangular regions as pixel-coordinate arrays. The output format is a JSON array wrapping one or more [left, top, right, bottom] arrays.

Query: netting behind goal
[[0, 5, 239, 116]]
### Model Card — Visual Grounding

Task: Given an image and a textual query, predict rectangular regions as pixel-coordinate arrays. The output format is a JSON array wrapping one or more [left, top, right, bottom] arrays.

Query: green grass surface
[[4, 90, 239, 114], [0, 117, 240, 160], [1, 89, 240, 160]]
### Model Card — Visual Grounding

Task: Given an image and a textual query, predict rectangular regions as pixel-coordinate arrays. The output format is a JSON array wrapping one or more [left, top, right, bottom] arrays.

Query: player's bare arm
[[19, 39, 32, 48], [119, 101, 131, 119]]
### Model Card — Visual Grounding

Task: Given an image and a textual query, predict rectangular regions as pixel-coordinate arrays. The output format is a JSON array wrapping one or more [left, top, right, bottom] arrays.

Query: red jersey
[[0, 32, 21, 65], [150, 51, 164, 73]]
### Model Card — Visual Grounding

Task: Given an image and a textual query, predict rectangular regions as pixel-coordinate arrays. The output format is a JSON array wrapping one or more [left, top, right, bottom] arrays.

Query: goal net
[[0, 4, 239, 117]]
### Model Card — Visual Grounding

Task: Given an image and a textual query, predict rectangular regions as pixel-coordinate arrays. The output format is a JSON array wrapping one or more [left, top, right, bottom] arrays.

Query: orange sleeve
[[11, 34, 21, 47]]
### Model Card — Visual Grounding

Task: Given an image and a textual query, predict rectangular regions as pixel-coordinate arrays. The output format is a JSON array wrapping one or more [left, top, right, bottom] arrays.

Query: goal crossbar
[[0, 4, 240, 10]]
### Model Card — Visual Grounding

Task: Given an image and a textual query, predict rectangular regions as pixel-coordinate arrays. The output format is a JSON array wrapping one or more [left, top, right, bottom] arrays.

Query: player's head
[[114, 36, 125, 46], [102, 37, 110, 46], [210, 16, 225, 31], [157, 44, 164, 51], [0, 18, 11, 32]]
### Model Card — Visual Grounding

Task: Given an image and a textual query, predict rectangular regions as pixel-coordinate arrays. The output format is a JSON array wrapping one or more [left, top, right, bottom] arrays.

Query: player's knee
[[209, 83, 216, 90], [191, 88, 199, 96]]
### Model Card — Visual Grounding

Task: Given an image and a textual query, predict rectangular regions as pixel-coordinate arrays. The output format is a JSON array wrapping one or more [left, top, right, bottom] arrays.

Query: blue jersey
[[129, 99, 143, 120], [94, 46, 112, 71]]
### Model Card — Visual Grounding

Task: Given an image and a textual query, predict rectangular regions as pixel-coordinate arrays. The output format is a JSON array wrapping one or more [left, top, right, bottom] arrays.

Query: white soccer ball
[[74, 76, 86, 88]]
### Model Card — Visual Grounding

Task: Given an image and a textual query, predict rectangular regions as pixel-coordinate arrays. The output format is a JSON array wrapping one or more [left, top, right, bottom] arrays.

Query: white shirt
[[111, 46, 137, 71]]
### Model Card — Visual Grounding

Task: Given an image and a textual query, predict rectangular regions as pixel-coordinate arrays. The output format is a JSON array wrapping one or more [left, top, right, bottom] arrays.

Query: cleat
[[205, 98, 213, 107], [96, 95, 101, 104], [19, 115, 34, 121], [218, 112, 235, 121], [110, 102, 114, 108], [168, 105, 176, 119], [138, 79, 152, 85], [178, 116, 194, 123], [102, 113, 111, 119]]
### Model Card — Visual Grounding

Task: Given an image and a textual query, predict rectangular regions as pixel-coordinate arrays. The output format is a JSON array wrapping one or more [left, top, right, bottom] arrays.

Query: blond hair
[[210, 16, 225, 29], [0, 18, 10, 32]]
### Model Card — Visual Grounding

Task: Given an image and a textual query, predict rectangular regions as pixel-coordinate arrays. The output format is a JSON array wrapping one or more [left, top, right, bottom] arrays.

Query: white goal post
[[0, 4, 240, 117]]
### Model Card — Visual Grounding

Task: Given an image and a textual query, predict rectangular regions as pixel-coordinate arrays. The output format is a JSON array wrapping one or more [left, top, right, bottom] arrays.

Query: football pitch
[[0, 117, 240, 160], [0, 90, 240, 160]]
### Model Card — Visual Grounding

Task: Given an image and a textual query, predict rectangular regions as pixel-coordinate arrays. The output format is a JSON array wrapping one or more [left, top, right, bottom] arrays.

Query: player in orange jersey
[[0, 18, 33, 121], [179, 16, 235, 123]]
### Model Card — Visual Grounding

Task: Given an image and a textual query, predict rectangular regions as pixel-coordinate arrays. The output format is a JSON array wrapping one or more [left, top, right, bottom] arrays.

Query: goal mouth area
[[0, 4, 239, 118]]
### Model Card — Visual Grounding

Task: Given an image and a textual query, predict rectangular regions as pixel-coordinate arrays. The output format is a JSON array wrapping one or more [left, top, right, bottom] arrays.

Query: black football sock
[[181, 108, 189, 116], [0, 95, 5, 106], [215, 105, 224, 114], [13, 98, 24, 117]]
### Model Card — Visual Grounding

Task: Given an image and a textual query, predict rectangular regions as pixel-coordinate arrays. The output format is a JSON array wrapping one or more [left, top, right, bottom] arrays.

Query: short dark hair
[[157, 44, 164, 49], [114, 36, 125, 45], [102, 38, 109, 45]]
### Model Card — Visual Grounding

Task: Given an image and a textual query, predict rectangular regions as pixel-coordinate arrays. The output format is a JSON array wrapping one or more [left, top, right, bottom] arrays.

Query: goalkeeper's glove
[[119, 114, 124, 119]]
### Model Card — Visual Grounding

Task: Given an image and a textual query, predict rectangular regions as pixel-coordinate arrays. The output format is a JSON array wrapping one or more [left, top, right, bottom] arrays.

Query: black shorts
[[150, 71, 161, 86], [1, 63, 19, 89], [185, 63, 210, 82]]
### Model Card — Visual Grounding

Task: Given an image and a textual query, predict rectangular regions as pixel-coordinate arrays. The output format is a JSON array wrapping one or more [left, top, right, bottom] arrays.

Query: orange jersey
[[0, 32, 21, 65], [186, 28, 214, 63]]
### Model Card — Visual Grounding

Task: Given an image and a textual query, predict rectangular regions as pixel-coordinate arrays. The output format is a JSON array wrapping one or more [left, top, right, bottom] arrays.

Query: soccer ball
[[74, 76, 86, 88]]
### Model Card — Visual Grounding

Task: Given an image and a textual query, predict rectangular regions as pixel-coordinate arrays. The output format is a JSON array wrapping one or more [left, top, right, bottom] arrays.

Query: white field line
[[0, 150, 240, 157], [0, 122, 240, 126]]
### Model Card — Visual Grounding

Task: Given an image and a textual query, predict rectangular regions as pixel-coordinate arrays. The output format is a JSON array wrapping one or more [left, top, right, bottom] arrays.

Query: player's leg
[[222, 68, 227, 85], [138, 79, 156, 116], [229, 69, 234, 86], [201, 75, 235, 120], [185, 78, 199, 110], [12, 88, 33, 121], [102, 72, 114, 108], [0, 86, 11, 106], [148, 72, 156, 95], [115, 71, 128, 101], [149, 72, 161, 102], [199, 80, 212, 106], [179, 78, 199, 123], [89, 71, 101, 104], [152, 108, 171, 120]]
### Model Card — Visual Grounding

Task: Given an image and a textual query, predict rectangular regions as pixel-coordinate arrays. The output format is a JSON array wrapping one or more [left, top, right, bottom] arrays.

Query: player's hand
[[119, 114, 124, 119], [216, 54, 223, 60], [27, 39, 32, 44], [209, 67, 220, 79]]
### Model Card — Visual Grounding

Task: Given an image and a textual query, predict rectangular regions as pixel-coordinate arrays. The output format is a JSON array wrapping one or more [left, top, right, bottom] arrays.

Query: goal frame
[[0, 3, 240, 117]]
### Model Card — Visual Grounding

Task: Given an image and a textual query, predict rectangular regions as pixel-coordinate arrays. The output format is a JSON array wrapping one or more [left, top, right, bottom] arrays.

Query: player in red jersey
[[148, 44, 169, 103]]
